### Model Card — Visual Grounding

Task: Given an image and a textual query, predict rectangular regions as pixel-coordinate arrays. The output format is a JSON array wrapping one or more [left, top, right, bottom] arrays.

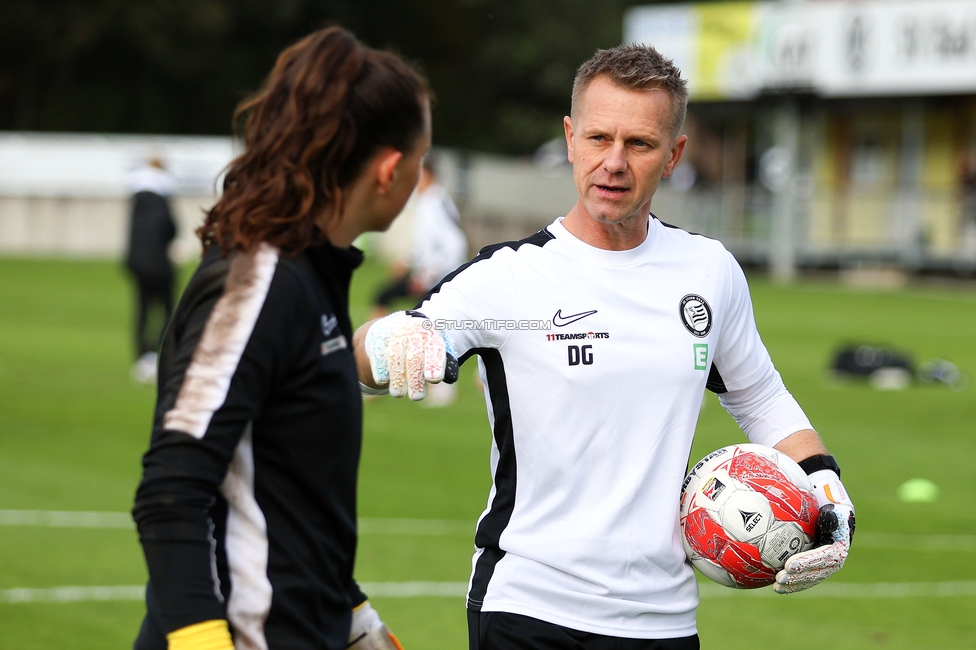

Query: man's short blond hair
[[571, 44, 689, 142]]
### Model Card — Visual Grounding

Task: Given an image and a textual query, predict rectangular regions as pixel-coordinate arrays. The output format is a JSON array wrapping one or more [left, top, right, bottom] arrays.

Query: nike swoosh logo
[[552, 309, 598, 327]]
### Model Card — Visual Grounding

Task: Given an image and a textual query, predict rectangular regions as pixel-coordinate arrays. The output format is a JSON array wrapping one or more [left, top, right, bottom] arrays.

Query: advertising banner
[[625, 0, 976, 100]]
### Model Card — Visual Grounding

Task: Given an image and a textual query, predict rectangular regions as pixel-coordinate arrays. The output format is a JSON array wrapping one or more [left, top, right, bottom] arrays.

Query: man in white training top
[[354, 44, 855, 650]]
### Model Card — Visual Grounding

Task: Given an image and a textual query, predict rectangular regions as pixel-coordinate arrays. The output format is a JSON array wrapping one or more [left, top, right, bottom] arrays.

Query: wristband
[[798, 454, 841, 479], [360, 381, 389, 396]]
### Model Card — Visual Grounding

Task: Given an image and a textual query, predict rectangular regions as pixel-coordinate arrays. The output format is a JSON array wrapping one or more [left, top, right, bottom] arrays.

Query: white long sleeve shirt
[[419, 216, 811, 639]]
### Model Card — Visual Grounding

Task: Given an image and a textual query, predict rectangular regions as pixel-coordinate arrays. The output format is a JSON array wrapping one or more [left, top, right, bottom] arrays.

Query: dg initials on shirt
[[568, 344, 593, 366]]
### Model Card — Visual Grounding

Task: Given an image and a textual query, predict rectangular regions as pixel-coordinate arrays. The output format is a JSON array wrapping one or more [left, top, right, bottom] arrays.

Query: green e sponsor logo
[[694, 344, 708, 370]]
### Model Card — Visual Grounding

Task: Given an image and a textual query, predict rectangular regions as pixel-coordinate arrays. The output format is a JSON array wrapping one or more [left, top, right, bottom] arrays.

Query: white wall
[[0, 132, 231, 261], [0, 194, 214, 261], [0, 134, 579, 263]]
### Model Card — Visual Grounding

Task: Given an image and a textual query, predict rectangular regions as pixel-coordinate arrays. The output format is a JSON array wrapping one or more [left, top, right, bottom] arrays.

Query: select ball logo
[[739, 510, 763, 533], [680, 295, 712, 337]]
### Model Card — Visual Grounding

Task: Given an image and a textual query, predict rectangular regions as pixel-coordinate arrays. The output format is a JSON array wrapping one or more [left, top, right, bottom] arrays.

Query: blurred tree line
[[0, 0, 666, 154]]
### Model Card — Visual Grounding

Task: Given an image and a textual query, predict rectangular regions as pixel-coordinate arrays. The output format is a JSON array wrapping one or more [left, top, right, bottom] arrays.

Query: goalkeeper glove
[[774, 462, 855, 594], [347, 601, 404, 650], [363, 311, 458, 401]]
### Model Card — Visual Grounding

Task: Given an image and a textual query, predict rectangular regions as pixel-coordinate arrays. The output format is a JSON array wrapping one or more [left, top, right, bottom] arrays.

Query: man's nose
[[603, 143, 627, 174]]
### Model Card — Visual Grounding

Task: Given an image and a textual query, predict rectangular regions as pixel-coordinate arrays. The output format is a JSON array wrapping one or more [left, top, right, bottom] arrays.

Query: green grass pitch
[[0, 255, 974, 649]]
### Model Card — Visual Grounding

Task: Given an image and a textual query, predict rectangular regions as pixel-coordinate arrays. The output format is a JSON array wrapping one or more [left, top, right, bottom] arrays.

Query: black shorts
[[468, 609, 700, 650]]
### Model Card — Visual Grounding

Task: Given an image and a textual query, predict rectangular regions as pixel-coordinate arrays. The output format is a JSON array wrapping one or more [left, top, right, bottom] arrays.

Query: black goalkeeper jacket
[[133, 238, 366, 650]]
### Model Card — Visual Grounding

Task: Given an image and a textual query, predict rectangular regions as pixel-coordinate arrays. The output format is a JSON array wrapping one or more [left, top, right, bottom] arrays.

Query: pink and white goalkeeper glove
[[775, 466, 855, 594], [364, 311, 458, 401]]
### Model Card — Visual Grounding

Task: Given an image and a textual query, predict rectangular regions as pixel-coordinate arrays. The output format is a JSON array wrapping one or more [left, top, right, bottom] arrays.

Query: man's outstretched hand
[[363, 311, 457, 400]]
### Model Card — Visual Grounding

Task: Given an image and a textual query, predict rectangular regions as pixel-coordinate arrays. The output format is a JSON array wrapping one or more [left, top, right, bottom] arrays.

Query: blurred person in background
[[131, 25, 430, 650], [125, 157, 177, 384], [371, 156, 467, 315]]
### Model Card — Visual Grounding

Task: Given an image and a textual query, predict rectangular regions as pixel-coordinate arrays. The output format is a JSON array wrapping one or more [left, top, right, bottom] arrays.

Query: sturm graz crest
[[680, 294, 712, 337]]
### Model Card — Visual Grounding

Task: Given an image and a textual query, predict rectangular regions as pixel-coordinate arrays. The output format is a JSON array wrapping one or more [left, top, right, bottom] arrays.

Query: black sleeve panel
[[706, 363, 728, 394], [141, 538, 227, 629], [133, 255, 311, 634]]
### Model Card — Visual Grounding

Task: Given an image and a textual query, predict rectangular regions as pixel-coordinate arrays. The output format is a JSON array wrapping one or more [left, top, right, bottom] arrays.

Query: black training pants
[[468, 610, 700, 650], [133, 271, 173, 358]]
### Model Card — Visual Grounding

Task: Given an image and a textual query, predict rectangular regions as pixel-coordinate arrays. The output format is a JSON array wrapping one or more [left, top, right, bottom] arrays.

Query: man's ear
[[563, 116, 575, 164], [662, 135, 688, 178], [374, 148, 404, 194]]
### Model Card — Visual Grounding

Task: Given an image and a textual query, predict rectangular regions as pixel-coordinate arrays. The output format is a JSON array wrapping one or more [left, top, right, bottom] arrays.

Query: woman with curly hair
[[132, 25, 429, 650]]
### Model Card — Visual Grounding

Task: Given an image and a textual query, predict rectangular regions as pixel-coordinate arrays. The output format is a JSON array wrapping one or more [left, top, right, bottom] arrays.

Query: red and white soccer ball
[[679, 444, 820, 589]]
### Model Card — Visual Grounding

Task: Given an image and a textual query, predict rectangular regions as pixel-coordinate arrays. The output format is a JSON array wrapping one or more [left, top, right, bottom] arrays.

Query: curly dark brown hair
[[198, 26, 429, 255]]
